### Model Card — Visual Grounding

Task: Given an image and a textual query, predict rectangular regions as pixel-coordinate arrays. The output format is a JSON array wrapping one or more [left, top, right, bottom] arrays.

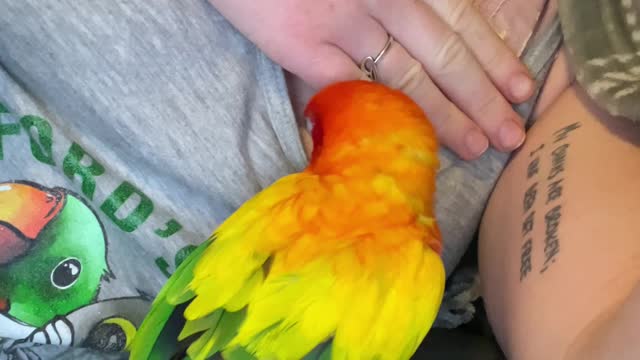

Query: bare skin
[[284, 0, 571, 161], [479, 77, 640, 359], [210, 0, 536, 160]]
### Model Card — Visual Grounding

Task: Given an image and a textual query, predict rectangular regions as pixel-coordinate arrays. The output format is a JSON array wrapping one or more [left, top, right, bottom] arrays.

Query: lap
[[478, 83, 640, 359]]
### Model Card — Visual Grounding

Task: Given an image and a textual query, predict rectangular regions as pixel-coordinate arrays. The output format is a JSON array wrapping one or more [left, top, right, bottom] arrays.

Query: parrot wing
[[130, 171, 444, 360]]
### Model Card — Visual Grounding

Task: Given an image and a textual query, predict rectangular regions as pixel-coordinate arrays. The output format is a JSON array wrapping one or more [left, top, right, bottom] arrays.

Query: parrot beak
[[0, 298, 9, 313], [0, 182, 64, 265]]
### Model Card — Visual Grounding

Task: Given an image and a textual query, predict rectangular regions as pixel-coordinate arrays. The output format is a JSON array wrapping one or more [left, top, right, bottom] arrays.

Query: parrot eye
[[305, 117, 314, 133], [50, 257, 82, 290]]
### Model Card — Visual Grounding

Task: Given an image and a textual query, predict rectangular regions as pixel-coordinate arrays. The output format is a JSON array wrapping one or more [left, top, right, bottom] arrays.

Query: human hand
[[210, 0, 535, 160]]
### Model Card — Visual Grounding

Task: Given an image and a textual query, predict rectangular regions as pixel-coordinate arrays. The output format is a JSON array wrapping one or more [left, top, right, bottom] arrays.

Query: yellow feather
[[225, 269, 264, 312], [232, 259, 339, 359], [131, 81, 445, 360]]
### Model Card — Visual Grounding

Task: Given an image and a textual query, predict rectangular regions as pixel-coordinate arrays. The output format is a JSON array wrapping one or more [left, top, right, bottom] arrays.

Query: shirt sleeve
[[559, 0, 640, 122]]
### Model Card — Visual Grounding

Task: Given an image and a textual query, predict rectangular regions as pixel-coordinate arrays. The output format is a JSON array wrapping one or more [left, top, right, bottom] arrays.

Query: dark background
[[412, 237, 506, 360]]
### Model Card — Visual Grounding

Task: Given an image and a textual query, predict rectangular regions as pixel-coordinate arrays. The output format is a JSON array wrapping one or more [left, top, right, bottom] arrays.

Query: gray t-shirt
[[0, 0, 561, 358]]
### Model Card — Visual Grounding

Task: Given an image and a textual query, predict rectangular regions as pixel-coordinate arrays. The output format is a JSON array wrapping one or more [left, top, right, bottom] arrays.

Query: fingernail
[[499, 121, 525, 150], [465, 129, 489, 157], [511, 73, 534, 101]]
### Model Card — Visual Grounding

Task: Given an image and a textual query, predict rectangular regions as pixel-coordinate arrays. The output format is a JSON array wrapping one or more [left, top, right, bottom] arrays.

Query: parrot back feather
[[130, 80, 445, 360]]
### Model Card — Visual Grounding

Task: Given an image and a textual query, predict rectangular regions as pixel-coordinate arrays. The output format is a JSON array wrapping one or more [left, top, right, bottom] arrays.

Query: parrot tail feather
[[186, 309, 246, 360], [134, 301, 193, 359], [129, 239, 213, 359], [302, 341, 333, 360]]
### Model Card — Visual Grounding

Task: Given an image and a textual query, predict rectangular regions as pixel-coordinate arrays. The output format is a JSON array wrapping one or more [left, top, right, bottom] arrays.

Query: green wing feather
[[130, 236, 263, 360], [129, 238, 212, 359]]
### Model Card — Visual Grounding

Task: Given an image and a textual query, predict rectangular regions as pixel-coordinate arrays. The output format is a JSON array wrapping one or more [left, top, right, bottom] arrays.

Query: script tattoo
[[519, 122, 581, 281], [520, 143, 543, 281], [540, 122, 581, 272]]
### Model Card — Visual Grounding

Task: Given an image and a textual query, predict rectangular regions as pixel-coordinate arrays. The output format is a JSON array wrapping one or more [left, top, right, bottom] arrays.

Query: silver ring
[[360, 34, 393, 81]]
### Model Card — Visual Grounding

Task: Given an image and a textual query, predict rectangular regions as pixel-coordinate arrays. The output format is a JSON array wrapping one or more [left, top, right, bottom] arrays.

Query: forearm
[[478, 83, 640, 359]]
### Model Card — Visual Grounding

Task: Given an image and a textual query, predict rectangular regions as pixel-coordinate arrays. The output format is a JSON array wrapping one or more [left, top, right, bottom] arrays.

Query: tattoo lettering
[[553, 122, 581, 143], [520, 239, 533, 281], [523, 182, 538, 213], [519, 122, 582, 281], [548, 144, 569, 180], [520, 145, 543, 281], [520, 208, 535, 281], [540, 123, 581, 272], [529, 143, 545, 156], [541, 205, 561, 272], [547, 179, 563, 204], [522, 210, 535, 237], [527, 158, 540, 179]]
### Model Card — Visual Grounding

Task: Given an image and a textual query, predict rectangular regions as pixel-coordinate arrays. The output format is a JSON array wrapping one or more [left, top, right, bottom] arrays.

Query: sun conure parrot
[[129, 80, 445, 360]]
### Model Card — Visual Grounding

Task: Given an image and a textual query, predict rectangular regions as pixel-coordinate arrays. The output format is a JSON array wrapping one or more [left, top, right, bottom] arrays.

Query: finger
[[368, 0, 527, 153], [332, 16, 489, 160], [425, 0, 535, 103], [284, 41, 365, 91]]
